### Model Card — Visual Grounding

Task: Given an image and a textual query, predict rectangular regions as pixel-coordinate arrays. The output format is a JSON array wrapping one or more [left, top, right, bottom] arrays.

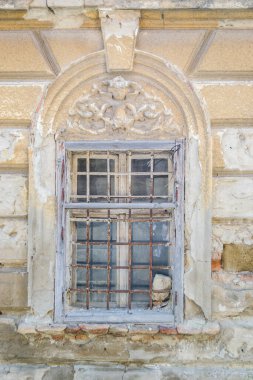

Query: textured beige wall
[[0, 16, 252, 375], [0, 26, 252, 313]]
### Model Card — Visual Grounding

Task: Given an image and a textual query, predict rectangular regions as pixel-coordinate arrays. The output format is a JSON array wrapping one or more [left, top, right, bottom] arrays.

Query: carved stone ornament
[[67, 76, 181, 136]]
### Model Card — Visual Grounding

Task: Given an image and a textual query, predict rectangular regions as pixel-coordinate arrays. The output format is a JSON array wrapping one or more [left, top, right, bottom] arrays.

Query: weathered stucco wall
[[0, 4, 253, 379]]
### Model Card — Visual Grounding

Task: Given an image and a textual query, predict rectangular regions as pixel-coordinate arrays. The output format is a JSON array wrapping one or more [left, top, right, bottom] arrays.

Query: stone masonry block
[[196, 30, 253, 73], [200, 84, 253, 120], [0, 129, 28, 166], [0, 218, 27, 264], [0, 86, 43, 121], [42, 30, 103, 71], [212, 128, 253, 170], [212, 223, 253, 261], [222, 244, 253, 272], [213, 177, 253, 218], [0, 174, 27, 216], [136, 30, 205, 72], [0, 31, 52, 74], [0, 272, 27, 308]]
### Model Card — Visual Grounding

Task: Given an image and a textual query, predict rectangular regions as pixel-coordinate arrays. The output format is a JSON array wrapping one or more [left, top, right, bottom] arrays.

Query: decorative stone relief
[[67, 76, 181, 137]]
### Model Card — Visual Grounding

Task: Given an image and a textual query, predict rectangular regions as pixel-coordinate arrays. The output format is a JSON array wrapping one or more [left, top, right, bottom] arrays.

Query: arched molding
[[29, 50, 212, 319]]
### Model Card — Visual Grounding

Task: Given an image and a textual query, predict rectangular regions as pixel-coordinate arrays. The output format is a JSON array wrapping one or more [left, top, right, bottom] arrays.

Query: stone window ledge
[[12, 319, 220, 338]]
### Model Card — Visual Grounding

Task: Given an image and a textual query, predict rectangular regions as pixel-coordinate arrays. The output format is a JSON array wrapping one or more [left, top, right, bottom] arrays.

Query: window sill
[[16, 319, 220, 338]]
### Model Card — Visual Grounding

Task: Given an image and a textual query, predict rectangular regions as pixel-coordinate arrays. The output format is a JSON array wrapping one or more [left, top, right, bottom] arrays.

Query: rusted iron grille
[[67, 150, 176, 310]]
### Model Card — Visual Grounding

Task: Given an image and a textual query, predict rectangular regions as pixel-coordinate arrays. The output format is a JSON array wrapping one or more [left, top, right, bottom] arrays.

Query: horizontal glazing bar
[[70, 195, 170, 199], [71, 264, 172, 270], [76, 172, 173, 175], [69, 288, 154, 294], [73, 242, 171, 246], [65, 202, 175, 209]]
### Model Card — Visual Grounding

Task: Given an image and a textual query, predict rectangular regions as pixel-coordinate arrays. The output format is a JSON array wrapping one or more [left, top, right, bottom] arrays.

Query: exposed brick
[[79, 324, 109, 335], [212, 259, 222, 272], [65, 325, 81, 334], [159, 326, 177, 335]]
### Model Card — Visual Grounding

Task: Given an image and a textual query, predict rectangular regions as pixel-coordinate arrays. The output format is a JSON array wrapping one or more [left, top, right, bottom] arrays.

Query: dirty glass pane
[[77, 175, 86, 195], [132, 245, 149, 265], [153, 221, 169, 242], [154, 158, 168, 172], [131, 175, 150, 197], [90, 158, 115, 172], [132, 159, 151, 172], [132, 222, 149, 242], [153, 246, 169, 267], [154, 176, 168, 196], [76, 222, 86, 242], [77, 158, 86, 172]]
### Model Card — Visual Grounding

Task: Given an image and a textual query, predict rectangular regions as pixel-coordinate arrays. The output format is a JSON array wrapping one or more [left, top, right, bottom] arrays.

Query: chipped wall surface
[[0, 6, 253, 377]]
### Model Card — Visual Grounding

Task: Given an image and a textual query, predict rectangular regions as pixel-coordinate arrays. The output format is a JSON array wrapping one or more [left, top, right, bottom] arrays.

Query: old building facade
[[0, 1, 253, 379]]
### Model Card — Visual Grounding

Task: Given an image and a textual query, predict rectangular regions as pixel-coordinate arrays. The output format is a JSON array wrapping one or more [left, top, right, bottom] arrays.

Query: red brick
[[159, 326, 177, 335]]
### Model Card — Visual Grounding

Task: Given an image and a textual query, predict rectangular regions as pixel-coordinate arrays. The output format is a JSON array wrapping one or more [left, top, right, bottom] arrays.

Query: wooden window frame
[[55, 140, 184, 325]]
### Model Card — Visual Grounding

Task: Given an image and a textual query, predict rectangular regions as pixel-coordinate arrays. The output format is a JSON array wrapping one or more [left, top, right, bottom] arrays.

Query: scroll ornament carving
[[68, 76, 181, 136]]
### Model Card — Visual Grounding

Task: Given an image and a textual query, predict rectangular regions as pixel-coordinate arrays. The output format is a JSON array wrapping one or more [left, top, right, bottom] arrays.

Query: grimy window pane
[[77, 175, 86, 195], [154, 158, 168, 172], [77, 158, 86, 172], [154, 176, 168, 196], [90, 158, 115, 172], [132, 222, 149, 241], [131, 159, 151, 172], [131, 175, 150, 196]]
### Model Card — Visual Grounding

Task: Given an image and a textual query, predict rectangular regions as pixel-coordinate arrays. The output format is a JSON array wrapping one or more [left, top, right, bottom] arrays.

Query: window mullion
[[117, 153, 128, 307]]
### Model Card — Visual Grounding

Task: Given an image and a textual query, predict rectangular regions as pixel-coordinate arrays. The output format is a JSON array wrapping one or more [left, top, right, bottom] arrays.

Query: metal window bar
[[86, 209, 90, 309]]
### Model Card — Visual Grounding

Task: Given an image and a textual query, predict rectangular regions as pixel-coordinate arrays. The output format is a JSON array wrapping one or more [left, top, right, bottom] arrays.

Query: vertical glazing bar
[[128, 208, 132, 310], [106, 209, 111, 310], [86, 210, 90, 309], [128, 151, 132, 203], [149, 154, 154, 308], [87, 152, 90, 202], [107, 151, 110, 202]]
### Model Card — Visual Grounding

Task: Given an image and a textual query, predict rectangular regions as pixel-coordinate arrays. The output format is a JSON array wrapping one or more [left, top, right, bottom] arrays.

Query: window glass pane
[[90, 159, 115, 172], [77, 158, 86, 172], [77, 246, 86, 263], [153, 246, 169, 267], [132, 245, 149, 265], [154, 158, 168, 172], [154, 175, 168, 196], [153, 221, 169, 242], [132, 222, 149, 242], [90, 176, 107, 195], [131, 175, 150, 196], [77, 267, 86, 286], [90, 269, 107, 289], [90, 222, 116, 241], [90, 245, 116, 265], [77, 222, 86, 241], [77, 175, 86, 195], [90, 158, 107, 172], [131, 159, 150, 172], [131, 268, 149, 288]]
